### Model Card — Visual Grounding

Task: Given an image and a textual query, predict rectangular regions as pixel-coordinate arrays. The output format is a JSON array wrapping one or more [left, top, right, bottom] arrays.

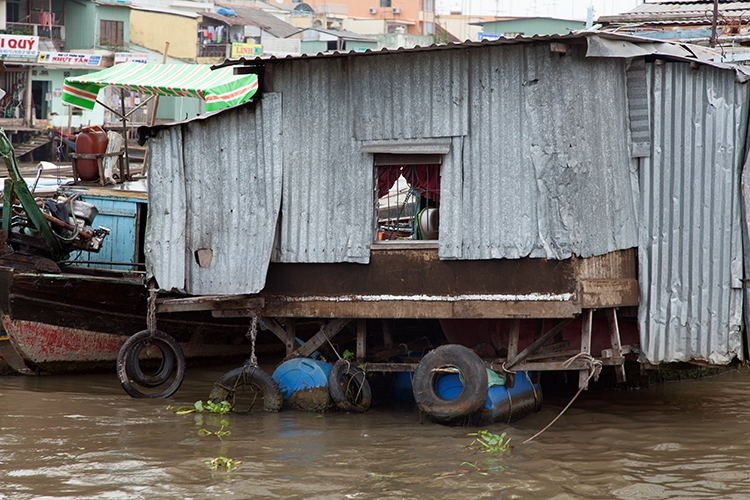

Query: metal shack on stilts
[[128, 32, 750, 422]]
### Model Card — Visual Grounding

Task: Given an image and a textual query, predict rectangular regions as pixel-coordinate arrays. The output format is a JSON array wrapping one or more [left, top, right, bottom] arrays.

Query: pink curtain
[[376, 164, 441, 201]]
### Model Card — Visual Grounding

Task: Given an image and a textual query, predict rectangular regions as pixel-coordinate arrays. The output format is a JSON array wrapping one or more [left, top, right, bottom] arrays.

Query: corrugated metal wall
[[146, 95, 283, 295], [270, 59, 372, 264], [442, 44, 640, 260], [639, 63, 749, 364], [267, 44, 639, 264]]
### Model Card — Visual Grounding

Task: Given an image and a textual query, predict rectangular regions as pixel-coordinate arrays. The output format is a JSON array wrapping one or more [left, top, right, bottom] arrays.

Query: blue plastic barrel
[[394, 372, 415, 402], [272, 358, 332, 398], [434, 371, 542, 425]]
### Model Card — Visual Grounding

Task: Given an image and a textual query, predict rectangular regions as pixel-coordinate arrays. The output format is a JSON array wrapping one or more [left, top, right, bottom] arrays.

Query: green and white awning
[[62, 62, 258, 112]]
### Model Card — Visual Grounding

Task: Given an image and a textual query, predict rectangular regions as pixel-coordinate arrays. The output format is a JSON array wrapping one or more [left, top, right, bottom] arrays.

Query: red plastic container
[[75, 125, 108, 181]]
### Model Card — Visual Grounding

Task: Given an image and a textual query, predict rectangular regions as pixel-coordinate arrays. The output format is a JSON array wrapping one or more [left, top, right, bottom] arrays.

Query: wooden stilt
[[294, 318, 349, 358], [506, 319, 520, 388], [357, 319, 367, 361], [605, 308, 627, 383], [579, 309, 593, 390], [382, 319, 393, 350]]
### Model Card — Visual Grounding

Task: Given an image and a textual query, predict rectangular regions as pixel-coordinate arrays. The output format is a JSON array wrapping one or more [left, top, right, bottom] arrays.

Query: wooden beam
[[357, 319, 367, 361], [606, 308, 627, 383], [506, 319, 520, 388], [382, 319, 393, 349], [579, 309, 592, 390], [294, 318, 349, 358], [505, 317, 575, 371], [157, 295, 263, 313], [363, 362, 418, 372], [260, 317, 295, 354]]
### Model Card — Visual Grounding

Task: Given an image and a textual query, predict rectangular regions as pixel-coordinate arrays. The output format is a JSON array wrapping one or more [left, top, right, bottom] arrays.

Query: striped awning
[[62, 62, 258, 112]]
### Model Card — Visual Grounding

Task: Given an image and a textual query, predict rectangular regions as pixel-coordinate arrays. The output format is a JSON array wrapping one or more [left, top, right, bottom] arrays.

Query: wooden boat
[[0, 130, 256, 375]]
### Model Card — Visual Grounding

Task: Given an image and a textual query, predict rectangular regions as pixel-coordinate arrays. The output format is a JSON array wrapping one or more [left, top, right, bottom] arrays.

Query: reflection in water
[[1, 365, 750, 499]]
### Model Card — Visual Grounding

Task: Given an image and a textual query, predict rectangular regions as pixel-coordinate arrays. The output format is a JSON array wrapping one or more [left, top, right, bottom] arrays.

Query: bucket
[[271, 358, 332, 412], [75, 125, 108, 181], [435, 371, 542, 425]]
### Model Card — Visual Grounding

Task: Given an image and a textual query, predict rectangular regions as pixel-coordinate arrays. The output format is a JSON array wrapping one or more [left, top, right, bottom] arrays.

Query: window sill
[[371, 241, 438, 251]]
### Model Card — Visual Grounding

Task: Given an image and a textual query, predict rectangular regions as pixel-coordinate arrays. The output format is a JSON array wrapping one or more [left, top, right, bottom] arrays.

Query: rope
[[147, 289, 157, 333], [522, 353, 602, 445]]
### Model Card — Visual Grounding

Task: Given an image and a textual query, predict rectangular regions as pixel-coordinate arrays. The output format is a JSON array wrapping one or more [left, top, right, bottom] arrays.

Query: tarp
[[62, 62, 258, 112]]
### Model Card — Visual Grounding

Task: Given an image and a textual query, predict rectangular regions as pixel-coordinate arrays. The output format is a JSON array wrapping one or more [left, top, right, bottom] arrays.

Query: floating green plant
[[198, 419, 231, 439], [467, 430, 511, 453], [204, 456, 241, 471], [170, 400, 232, 415]]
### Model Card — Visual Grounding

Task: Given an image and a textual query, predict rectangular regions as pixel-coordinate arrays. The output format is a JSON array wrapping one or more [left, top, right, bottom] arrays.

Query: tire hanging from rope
[[116, 290, 186, 398], [208, 310, 282, 412]]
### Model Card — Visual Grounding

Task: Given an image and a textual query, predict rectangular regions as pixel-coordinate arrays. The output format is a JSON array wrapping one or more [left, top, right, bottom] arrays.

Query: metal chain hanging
[[147, 289, 157, 333], [245, 307, 259, 367]]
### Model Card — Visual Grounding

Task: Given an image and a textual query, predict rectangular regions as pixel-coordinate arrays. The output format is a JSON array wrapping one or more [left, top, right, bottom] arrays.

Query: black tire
[[328, 360, 372, 412], [125, 338, 176, 387], [117, 330, 186, 399], [209, 364, 282, 412], [412, 344, 488, 422]]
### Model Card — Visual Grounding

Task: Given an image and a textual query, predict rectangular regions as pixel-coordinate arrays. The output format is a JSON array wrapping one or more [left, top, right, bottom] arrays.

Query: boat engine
[[38, 196, 110, 253]]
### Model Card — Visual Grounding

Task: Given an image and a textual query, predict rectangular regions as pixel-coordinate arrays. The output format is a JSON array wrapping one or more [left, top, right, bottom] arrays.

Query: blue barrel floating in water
[[389, 369, 539, 424], [436, 371, 542, 425], [272, 358, 333, 412]]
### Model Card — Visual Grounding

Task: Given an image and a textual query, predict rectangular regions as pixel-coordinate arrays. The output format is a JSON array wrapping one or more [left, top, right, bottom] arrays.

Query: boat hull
[[0, 266, 258, 373]]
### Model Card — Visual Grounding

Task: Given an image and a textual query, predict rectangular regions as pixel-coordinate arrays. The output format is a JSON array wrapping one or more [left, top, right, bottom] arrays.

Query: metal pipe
[[710, 0, 719, 48]]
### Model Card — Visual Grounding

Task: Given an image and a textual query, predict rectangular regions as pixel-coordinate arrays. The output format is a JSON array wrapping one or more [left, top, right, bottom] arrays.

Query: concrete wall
[[130, 10, 198, 60]]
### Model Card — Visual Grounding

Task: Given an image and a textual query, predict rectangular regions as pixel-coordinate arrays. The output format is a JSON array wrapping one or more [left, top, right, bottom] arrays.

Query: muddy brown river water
[[1, 362, 750, 499]]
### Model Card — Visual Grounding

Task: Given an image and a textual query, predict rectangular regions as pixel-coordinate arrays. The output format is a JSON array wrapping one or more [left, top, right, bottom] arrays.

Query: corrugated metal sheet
[[146, 94, 283, 295], [145, 126, 187, 292], [270, 59, 372, 264], [639, 63, 749, 364], [352, 50, 469, 140], [441, 43, 639, 261]]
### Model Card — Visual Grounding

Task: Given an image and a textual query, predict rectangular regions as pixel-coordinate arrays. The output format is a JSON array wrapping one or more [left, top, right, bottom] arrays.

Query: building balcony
[[5, 22, 66, 49], [197, 43, 230, 58]]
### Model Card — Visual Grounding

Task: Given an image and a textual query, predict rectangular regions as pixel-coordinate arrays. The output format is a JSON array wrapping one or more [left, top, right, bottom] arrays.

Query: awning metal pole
[[120, 88, 130, 180]]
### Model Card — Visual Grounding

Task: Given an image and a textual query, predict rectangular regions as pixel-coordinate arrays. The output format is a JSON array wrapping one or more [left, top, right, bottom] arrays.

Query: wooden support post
[[285, 319, 296, 357], [257, 316, 292, 353], [295, 318, 349, 358], [357, 319, 367, 361], [505, 317, 575, 371], [579, 309, 593, 390], [605, 308, 627, 383], [505, 319, 520, 388], [382, 319, 393, 350]]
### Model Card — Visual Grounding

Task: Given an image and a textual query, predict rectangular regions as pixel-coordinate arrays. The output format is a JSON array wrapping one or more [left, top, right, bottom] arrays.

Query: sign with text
[[231, 43, 262, 58], [0, 35, 39, 58], [38, 52, 103, 66], [115, 52, 149, 64]]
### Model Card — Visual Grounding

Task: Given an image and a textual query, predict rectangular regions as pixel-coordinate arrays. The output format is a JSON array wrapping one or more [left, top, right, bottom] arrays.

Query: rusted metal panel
[[639, 62, 749, 364]]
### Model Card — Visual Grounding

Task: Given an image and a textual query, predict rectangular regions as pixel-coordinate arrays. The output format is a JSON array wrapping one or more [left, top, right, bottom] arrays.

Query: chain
[[147, 289, 157, 333], [245, 307, 259, 366]]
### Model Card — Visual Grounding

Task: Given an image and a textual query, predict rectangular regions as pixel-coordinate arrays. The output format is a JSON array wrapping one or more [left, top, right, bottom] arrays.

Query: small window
[[375, 155, 441, 242], [380, 0, 391, 7], [100, 20, 124, 47]]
